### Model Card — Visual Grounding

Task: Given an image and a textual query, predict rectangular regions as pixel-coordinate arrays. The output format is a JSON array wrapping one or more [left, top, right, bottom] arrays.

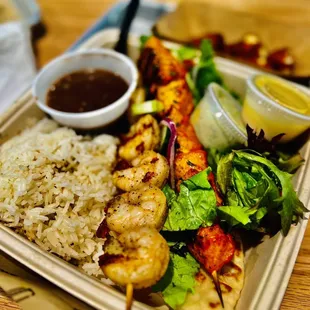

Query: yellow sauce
[[256, 75, 310, 115], [242, 75, 310, 142], [242, 101, 307, 141]]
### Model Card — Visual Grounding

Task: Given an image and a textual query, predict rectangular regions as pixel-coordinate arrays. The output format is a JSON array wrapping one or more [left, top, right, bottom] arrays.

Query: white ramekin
[[32, 48, 138, 129]]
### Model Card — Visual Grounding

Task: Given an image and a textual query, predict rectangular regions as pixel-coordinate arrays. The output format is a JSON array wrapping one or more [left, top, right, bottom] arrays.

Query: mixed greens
[[169, 38, 307, 236], [175, 40, 240, 103], [217, 150, 307, 235], [175, 40, 223, 104], [153, 168, 217, 308], [246, 125, 304, 174]]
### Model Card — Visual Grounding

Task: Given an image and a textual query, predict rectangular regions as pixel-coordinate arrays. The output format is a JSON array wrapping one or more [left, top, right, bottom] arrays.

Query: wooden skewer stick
[[126, 283, 134, 310], [211, 270, 224, 308]]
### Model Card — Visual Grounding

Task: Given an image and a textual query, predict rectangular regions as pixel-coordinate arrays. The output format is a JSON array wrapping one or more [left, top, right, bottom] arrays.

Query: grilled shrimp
[[106, 185, 167, 233], [100, 227, 169, 289], [119, 115, 160, 162], [113, 151, 169, 191]]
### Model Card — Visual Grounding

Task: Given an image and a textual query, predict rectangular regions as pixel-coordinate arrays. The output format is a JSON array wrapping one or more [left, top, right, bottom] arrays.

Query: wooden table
[[0, 288, 20, 310], [19, 0, 310, 308]]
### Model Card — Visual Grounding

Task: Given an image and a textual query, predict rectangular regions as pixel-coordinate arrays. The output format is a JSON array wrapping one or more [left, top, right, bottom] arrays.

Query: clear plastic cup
[[191, 83, 247, 150]]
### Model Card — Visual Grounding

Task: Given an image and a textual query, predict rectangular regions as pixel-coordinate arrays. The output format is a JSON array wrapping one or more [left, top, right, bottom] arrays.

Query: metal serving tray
[[0, 28, 309, 310]]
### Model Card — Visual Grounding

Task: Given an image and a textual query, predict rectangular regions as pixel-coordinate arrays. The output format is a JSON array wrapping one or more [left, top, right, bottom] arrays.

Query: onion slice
[[160, 118, 177, 189]]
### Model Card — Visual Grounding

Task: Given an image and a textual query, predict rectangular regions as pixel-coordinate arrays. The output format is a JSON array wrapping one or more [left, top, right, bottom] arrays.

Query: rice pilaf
[[0, 118, 119, 277]]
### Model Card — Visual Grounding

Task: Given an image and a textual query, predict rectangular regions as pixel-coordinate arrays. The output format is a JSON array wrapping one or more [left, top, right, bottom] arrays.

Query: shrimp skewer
[[106, 185, 167, 234], [97, 117, 170, 305], [100, 227, 170, 289], [113, 150, 169, 191], [119, 115, 160, 162]]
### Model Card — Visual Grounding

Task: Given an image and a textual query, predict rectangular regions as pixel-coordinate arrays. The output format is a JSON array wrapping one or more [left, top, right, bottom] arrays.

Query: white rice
[[0, 118, 119, 277]]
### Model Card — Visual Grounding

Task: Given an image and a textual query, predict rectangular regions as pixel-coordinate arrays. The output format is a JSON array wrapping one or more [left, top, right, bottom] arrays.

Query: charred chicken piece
[[176, 120, 204, 153], [157, 79, 195, 121], [174, 150, 207, 191], [174, 148, 223, 205], [138, 37, 186, 88], [188, 225, 235, 274]]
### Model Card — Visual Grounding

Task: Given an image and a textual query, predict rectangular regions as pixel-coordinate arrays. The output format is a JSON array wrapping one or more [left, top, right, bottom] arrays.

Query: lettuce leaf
[[175, 46, 198, 61], [152, 251, 199, 309], [185, 72, 201, 104], [277, 152, 304, 174], [207, 147, 229, 175], [139, 35, 150, 49], [218, 205, 255, 226], [217, 152, 234, 195], [192, 40, 223, 101], [162, 168, 217, 231], [217, 150, 308, 235]]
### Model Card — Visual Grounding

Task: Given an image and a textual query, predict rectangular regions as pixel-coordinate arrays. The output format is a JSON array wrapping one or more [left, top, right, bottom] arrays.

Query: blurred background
[[3, 0, 309, 66]]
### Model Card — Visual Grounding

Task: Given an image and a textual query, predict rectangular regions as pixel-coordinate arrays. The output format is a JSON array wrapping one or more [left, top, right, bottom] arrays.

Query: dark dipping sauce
[[47, 69, 129, 113]]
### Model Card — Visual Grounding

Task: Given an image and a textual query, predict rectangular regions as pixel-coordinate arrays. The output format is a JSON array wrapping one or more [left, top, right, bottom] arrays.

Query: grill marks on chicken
[[138, 37, 186, 89], [157, 80, 195, 124]]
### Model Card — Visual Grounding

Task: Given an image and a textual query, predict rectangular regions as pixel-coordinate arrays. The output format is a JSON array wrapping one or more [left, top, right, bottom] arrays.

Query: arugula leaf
[[163, 168, 217, 231], [235, 151, 308, 235], [226, 190, 242, 206], [153, 252, 200, 309], [207, 147, 229, 174], [181, 39, 241, 104]]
